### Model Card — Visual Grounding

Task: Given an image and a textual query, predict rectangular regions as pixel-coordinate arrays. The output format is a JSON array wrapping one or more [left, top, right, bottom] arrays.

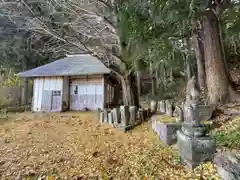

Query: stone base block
[[177, 130, 216, 170], [151, 115, 181, 145]]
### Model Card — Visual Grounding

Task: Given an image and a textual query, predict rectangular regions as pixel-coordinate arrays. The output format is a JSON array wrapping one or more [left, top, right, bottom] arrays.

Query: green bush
[[212, 127, 240, 149]]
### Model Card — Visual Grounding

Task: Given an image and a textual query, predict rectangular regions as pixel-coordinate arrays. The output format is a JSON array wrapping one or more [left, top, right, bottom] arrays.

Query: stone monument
[[103, 109, 108, 123], [99, 111, 104, 124], [108, 112, 114, 126], [112, 107, 121, 125], [159, 100, 166, 114], [177, 83, 216, 169], [165, 100, 173, 116], [129, 106, 137, 125], [150, 100, 158, 114], [118, 105, 131, 132]]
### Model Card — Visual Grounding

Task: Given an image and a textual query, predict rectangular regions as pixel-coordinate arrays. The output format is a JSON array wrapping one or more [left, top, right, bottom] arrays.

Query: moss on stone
[[155, 115, 177, 124]]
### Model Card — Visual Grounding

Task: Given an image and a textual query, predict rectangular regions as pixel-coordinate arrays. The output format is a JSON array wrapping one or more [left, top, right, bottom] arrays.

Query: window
[[74, 86, 78, 95], [52, 90, 61, 96]]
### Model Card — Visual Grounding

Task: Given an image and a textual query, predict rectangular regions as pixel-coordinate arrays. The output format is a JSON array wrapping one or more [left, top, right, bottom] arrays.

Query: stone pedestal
[[177, 129, 216, 169], [152, 115, 181, 145]]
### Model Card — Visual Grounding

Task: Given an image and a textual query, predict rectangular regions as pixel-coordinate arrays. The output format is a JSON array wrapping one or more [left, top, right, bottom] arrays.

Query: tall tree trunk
[[136, 70, 141, 98], [202, 10, 230, 104], [112, 85, 121, 106], [156, 68, 161, 89], [162, 63, 167, 89], [192, 33, 206, 88], [150, 61, 156, 96], [120, 72, 139, 107], [218, 18, 237, 88], [186, 57, 192, 80]]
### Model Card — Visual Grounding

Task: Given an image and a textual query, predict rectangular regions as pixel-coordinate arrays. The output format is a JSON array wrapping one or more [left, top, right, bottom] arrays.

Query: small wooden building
[[19, 54, 118, 112]]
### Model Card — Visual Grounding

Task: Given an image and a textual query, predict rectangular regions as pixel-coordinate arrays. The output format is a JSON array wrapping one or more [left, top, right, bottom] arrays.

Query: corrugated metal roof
[[18, 54, 111, 77]]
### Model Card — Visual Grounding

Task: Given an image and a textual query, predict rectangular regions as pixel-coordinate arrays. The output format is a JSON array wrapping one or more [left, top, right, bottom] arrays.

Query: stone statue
[[186, 76, 201, 104]]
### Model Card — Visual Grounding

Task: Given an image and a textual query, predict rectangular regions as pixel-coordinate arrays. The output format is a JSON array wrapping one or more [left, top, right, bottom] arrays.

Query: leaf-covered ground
[[0, 112, 220, 179]]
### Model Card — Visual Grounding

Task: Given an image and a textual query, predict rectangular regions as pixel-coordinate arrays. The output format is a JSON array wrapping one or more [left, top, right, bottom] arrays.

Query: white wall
[[69, 75, 104, 110], [32, 77, 63, 112]]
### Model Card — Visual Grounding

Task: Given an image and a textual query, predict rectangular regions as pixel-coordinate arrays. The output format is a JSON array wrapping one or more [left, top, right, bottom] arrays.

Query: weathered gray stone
[[177, 130, 216, 169], [183, 103, 213, 122], [97, 108, 102, 121], [183, 104, 200, 126], [159, 100, 166, 114], [150, 100, 158, 114], [197, 105, 213, 121], [151, 115, 181, 145], [99, 112, 104, 124], [173, 105, 184, 122], [213, 152, 240, 180], [108, 112, 113, 126], [120, 105, 130, 126], [103, 109, 108, 123], [112, 108, 120, 125], [129, 106, 137, 125], [165, 100, 173, 117]]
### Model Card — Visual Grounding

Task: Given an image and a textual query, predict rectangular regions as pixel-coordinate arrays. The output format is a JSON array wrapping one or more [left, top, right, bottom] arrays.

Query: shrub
[[213, 127, 240, 149]]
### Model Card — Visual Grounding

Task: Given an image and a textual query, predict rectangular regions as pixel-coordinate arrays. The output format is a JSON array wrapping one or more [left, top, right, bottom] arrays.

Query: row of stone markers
[[98, 105, 152, 132], [150, 99, 185, 121], [151, 99, 213, 122]]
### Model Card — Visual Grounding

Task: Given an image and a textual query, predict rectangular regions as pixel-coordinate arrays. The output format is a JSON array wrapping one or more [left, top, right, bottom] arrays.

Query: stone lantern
[[177, 81, 216, 170]]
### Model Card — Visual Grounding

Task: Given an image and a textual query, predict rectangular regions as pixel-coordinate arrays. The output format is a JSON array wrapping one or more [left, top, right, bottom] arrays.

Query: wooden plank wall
[[69, 75, 105, 110], [32, 77, 63, 112]]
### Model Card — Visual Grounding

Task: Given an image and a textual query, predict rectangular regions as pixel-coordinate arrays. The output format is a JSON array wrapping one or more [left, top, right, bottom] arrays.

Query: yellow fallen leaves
[[0, 112, 221, 179], [194, 162, 220, 180], [214, 116, 240, 133]]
